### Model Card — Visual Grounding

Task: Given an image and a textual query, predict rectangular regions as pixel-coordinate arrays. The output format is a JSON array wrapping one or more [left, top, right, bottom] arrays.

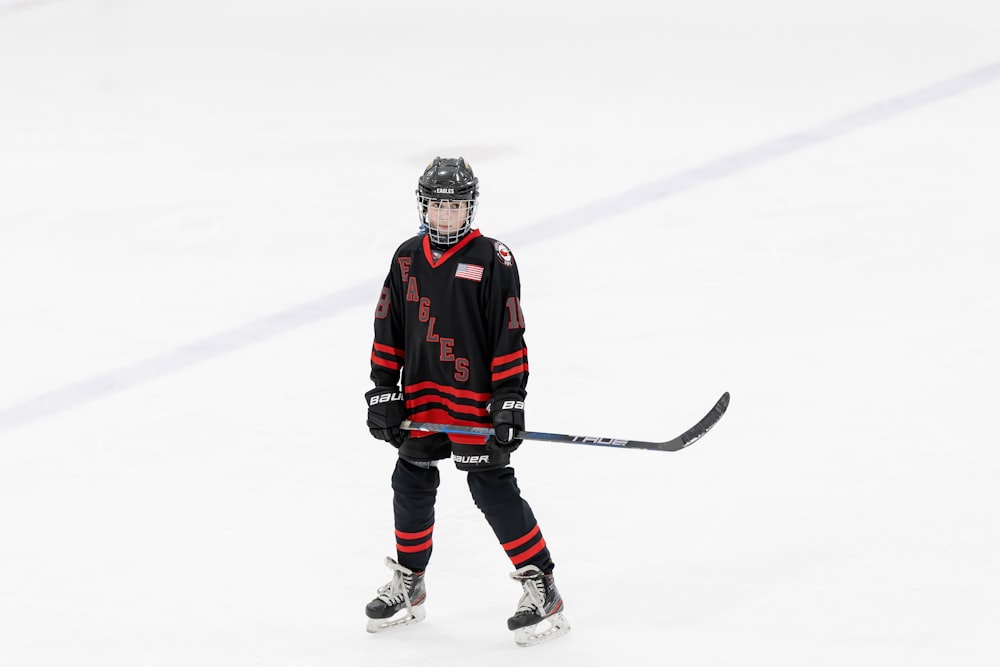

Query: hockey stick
[[401, 392, 729, 453]]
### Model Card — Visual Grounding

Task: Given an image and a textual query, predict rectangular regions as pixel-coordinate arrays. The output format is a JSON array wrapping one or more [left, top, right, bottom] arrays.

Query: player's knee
[[466, 466, 521, 508]]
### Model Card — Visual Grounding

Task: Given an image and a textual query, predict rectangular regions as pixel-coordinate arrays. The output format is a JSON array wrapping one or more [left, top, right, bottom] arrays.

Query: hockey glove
[[490, 397, 525, 452], [365, 387, 406, 448]]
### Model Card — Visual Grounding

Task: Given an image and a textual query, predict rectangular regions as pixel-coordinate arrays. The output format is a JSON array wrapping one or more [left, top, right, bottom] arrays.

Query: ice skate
[[365, 557, 427, 633], [507, 564, 570, 647]]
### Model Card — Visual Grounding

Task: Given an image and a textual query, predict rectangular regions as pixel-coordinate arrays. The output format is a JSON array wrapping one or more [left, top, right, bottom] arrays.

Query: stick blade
[[670, 391, 729, 451]]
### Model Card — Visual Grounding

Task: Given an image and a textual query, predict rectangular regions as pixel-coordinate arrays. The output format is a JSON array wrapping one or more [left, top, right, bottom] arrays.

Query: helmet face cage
[[416, 157, 479, 247], [417, 194, 477, 247]]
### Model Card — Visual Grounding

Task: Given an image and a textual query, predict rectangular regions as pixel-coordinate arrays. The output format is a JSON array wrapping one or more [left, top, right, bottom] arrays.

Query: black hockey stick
[[402, 392, 729, 453]]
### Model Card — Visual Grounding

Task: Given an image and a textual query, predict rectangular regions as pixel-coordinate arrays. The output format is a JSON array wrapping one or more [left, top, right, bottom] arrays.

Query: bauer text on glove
[[365, 387, 406, 447]]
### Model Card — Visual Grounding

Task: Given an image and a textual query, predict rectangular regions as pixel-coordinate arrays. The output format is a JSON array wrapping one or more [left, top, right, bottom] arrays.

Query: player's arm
[[367, 260, 407, 447], [485, 244, 528, 449], [370, 261, 405, 388]]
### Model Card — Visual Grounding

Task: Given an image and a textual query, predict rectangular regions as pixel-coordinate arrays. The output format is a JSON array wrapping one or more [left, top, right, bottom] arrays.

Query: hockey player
[[363, 157, 570, 647]]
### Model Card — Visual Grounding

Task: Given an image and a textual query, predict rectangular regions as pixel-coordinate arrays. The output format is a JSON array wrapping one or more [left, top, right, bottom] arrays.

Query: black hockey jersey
[[370, 230, 528, 445]]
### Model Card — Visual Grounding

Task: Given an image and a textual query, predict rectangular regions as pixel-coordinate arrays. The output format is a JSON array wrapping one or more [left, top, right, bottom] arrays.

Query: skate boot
[[507, 564, 570, 646], [365, 557, 427, 633]]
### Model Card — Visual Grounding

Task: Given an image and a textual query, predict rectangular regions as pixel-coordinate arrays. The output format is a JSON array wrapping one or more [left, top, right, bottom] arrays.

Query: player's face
[[426, 199, 468, 234]]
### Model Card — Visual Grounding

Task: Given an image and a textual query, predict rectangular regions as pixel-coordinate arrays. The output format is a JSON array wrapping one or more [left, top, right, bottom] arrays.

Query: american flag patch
[[455, 263, 484, 282]]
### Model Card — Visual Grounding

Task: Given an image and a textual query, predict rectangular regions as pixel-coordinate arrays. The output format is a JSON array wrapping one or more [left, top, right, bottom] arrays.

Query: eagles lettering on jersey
[[370, 230, 528, 445]]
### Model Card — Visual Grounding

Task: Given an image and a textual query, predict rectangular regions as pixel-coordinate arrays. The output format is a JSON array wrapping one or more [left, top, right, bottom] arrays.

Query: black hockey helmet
[[416, 157, 479, 247]]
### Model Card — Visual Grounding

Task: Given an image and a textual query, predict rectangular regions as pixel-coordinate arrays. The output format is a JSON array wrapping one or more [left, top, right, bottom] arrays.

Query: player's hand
[[365, 387, 406, 447], [490, 397, 525, 451]]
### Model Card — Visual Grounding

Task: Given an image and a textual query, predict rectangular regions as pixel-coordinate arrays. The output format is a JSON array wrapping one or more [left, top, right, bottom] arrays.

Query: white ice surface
[[1, 1, 999, 665]]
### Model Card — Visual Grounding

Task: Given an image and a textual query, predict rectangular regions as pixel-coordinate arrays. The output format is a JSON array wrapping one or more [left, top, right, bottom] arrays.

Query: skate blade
[[365, 605, 426, 634], [513, 612, 570, 647]]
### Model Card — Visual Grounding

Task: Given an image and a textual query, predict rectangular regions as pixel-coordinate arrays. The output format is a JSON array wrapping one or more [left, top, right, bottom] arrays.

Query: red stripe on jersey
[[409, 408, 489, 444], [371, 353, 400, 370], [448, 434, 488, 445], [409, 408, 490, 429], [373, 342, 405, 357], [492, 349, 527, 368], [372, 342, 404, 371], [405, 380, 491, 402], [492, 363, 527, 382], [407, 393, 489, 418]]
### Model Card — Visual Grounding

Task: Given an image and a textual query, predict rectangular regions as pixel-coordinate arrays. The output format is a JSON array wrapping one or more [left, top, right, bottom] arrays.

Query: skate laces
[[377, 557, 415, 608], [511, 568, 547, 614]]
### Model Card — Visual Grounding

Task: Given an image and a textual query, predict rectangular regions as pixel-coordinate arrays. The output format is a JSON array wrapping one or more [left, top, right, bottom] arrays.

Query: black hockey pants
[[390, 457, 554, 574]]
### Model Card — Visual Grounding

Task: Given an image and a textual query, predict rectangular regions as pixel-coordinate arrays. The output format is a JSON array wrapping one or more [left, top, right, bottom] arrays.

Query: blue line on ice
[[2, 61, 999, 432]]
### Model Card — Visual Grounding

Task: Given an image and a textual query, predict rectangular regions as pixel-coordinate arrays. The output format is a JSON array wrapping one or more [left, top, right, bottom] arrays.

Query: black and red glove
[[490, 397, 525, 452], [365, 387, 406, 447]]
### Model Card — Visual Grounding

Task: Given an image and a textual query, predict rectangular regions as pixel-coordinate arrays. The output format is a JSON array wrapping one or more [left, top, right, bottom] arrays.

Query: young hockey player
[[363, 157, 570, 646]]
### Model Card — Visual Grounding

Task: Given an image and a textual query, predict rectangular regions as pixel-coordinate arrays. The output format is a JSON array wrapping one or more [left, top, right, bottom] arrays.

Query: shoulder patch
[[495, 241, 514, 266]]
